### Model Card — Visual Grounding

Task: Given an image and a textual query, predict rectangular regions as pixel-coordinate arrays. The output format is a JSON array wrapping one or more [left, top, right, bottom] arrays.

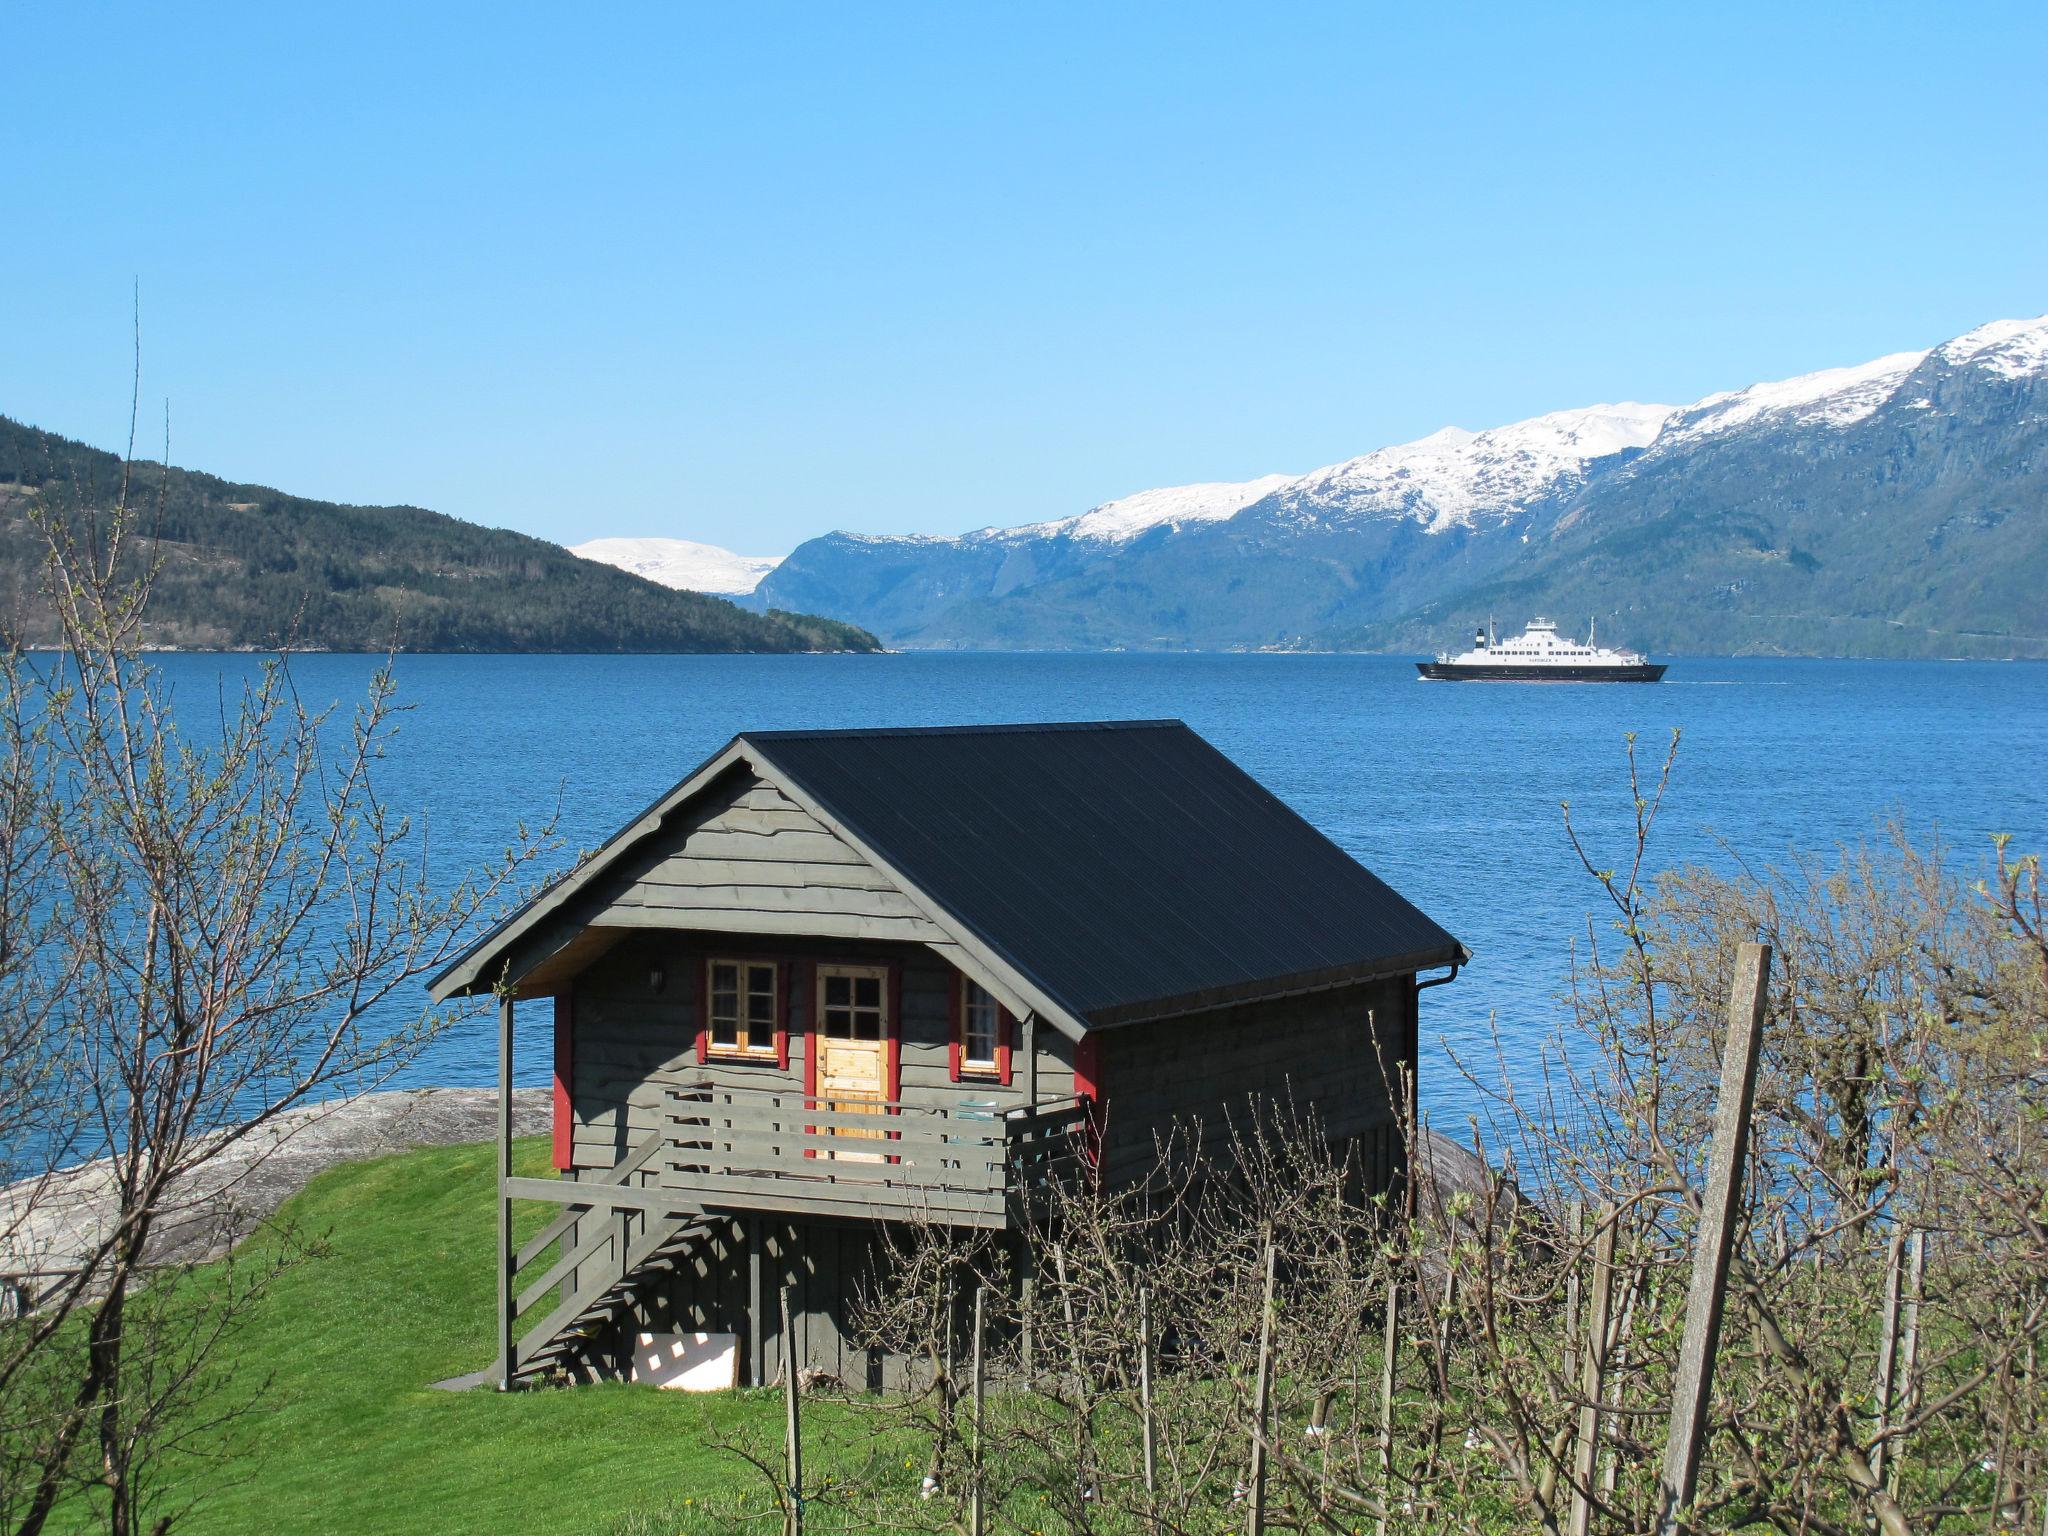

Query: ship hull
[[1416, 661, 1667, 683]]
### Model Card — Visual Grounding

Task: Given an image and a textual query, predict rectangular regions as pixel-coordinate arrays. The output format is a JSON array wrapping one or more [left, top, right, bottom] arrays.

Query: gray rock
[[1, 1087, 551, 1303]]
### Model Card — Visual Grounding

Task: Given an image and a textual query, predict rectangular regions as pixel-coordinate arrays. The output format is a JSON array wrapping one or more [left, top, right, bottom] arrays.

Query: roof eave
[[1080, 943, 1466, 1031]]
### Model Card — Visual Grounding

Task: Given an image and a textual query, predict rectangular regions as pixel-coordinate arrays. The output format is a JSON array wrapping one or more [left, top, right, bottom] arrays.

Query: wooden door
[[815, 966, 889, 1162]]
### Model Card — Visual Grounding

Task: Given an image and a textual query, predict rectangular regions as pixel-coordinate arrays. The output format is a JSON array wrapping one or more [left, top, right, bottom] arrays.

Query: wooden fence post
[[1377, 1065, 1416, 1536], [1568, 1207, 1618, 1536], [1564, 1201, 1585, 1387], [970, 1284, 986, 1536], [1248, 1236, 1277, 1536], [782, 1284, 803, 1536], [1377, 1258, 1402, 1536], [1052, 1242, 1098, 1513], [1871, 1229, 1906, 1490], [1891, 1232, 1927, 1501], [1655, 941, 1771, 1536], [1139, 1285, 1157, 1518]]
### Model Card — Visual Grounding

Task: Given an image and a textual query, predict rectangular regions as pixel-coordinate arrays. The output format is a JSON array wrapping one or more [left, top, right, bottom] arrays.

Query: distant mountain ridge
[[752, 315, 2048, 657], [0, 417, 880, 654]]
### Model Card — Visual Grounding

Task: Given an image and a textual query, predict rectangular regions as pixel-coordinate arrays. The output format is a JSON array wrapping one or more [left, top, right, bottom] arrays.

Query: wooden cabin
[[429, 720, 1465, 1390]]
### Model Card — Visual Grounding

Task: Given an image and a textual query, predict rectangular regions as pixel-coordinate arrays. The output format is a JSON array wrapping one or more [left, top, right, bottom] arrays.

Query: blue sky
[[4, 3, 2044, 554]]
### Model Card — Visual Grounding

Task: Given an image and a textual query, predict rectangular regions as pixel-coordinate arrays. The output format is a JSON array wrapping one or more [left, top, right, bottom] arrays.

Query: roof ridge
[[740, 719, 1185, 743]]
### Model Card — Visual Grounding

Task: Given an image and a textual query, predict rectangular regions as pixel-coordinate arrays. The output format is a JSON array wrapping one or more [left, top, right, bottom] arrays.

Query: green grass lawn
[[70, 1138, 902, 1536]]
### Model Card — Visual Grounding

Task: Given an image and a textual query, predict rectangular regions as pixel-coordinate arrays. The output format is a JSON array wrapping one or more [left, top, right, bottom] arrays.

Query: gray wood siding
[[565, 932, 1076, 1175], [1095, 976, 1414, 1193], [593, 772, 947, 943]]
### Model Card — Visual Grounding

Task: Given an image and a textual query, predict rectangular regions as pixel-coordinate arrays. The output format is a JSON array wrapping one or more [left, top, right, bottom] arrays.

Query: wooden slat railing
[[664, 1083, 1091, 1230]]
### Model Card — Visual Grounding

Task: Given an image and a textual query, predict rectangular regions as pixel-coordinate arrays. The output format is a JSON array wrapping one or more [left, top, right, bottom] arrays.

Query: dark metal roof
[[742, 721, 1464, 1027]]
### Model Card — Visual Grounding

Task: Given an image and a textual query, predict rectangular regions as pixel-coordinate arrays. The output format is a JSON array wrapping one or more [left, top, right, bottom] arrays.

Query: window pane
[[855, 975, 881, 1010], [963, 984, 998, 1065], [825, 974, 850, 1008]]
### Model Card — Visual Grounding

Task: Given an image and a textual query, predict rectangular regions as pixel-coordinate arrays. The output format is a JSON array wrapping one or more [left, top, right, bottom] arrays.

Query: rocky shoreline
[[1, 1087, 552, 1299]]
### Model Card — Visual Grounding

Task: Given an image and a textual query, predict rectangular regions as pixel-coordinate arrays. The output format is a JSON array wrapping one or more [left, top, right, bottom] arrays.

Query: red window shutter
[[777, 960, 793, 1070], [551, 993, 575, 1171], [693, 955, 708, 1066], [947, 974, 964, 1082], [996, 1009, 1014, 1088], [1072, 1032, 1104, 1174], [886, 962, 903, 1104]]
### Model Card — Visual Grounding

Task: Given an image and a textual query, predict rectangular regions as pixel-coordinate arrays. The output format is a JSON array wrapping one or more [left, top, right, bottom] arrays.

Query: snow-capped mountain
[[753, 313, 2048, 656], [1274, 403, 1673, 532], [571, 537, 783, 596], [1004, 474, 1298, 544]]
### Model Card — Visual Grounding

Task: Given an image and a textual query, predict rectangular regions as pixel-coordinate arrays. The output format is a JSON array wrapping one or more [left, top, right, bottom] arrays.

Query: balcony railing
[[663, 1081, 1092, 1229]]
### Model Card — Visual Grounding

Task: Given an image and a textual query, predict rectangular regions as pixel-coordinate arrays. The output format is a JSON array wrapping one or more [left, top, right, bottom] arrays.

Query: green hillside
[[0, 416, 881, 654]]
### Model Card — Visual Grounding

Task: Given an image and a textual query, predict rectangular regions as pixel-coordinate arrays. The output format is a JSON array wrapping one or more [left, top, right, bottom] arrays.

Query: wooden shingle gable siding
[[595, 771, 948, 944]]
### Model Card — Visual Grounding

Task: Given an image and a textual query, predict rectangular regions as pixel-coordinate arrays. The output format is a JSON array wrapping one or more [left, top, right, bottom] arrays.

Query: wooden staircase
[[450, 1128, 720, 1389], [509, 1206, 715, 1382]]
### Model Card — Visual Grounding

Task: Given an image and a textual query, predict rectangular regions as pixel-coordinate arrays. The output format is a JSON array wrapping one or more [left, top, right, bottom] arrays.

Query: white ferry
[[1417, 618, 1666, 683]]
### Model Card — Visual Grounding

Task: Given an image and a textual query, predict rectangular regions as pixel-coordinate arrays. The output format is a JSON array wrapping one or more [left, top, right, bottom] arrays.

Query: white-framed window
[[961, 981, 1002, 1072], [707, 958, 780, 1058]]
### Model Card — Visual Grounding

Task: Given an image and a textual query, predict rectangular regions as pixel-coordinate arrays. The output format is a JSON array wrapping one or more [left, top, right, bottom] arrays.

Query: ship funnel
[[1474, 627, 1487, 649]]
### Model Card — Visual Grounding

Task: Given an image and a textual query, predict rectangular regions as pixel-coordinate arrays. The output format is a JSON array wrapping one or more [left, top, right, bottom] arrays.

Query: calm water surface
[[154, 652, 2048, 1131]]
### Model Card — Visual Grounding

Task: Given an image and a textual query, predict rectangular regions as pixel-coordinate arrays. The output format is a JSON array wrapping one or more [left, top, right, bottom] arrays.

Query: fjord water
[[161, 652, 2048, 1132]]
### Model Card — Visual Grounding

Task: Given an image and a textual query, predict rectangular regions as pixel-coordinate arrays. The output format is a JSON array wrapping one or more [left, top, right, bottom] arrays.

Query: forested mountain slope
[[0, 416, 880, 653]]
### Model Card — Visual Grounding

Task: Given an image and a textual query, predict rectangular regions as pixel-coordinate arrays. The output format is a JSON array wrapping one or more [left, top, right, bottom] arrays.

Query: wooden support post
[[496, 994, 515, 1392], [1568, 1207, 1618, 1536], [1871, 1229, 1906, 1489], [749, 1217, 766, 1389], [1139, 1285, 1157, 1518], [1248, 1236, 1277, 1536], [782, 1284, 803, 1536], [1655, 941, 1771, 1536], [1021, 1009, 1039, 1381], [970, 1284, 986, 1536]]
